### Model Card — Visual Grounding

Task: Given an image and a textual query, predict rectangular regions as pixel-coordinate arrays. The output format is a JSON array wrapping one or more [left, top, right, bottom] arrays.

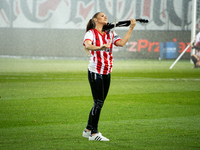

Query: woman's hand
[[99, 43, 111, 50], [129, 19, 136, 29]]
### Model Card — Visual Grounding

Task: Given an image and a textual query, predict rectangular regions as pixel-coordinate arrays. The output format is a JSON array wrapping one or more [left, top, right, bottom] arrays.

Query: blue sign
[[159, 42, 178, 59]]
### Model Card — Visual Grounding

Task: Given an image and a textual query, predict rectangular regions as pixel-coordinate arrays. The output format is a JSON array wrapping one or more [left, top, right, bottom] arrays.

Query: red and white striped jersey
[[195, 32, 200, 57], [83, 29, 121, 75]]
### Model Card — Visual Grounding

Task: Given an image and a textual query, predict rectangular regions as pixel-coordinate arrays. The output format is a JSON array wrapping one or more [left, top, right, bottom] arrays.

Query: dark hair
[[86, 12, 101, 32]]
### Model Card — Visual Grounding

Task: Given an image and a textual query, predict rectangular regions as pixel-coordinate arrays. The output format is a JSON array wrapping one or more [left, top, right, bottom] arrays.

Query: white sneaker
[[89, 132, 109, 141], [82, 129, 91, 138]]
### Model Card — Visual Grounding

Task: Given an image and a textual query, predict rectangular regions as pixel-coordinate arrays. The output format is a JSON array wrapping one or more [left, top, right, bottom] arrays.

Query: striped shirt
[[195, 32, 200, 57], [83, 29, 121, 75]]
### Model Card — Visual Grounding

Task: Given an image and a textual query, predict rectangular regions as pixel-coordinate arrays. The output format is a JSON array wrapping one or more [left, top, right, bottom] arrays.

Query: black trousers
[[86, 70, 111, 134]]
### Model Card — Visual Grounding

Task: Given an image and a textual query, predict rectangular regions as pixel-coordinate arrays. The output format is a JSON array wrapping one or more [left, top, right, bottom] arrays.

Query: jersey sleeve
[[195, 32, 200, 46], [83, 30, 94, 46], [112, 31, 121, 46], [194, 32, 200, 50]]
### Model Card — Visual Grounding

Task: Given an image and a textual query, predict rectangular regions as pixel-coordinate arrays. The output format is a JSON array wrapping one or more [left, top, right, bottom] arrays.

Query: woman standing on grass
[[82, 12, 136, 141]]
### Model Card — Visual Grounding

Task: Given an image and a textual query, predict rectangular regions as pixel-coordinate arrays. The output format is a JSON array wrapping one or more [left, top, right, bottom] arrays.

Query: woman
[[190, 32, 200, 68], [82, 12, 136, 141]]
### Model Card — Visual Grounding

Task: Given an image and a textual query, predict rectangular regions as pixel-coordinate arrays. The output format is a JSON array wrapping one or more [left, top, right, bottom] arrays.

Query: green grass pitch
[[0, 58, 200, 150]]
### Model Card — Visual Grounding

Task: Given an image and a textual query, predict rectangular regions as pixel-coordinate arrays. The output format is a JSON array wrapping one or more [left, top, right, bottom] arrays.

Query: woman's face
[[95, 13, 107, 25]]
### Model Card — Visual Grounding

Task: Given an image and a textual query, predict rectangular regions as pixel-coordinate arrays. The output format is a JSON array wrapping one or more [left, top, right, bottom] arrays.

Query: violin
[[103, 19, 149, 31]]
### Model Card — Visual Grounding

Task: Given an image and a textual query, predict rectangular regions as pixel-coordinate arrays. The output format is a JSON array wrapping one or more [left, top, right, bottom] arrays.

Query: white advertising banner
[[0, 0, 197, 30]]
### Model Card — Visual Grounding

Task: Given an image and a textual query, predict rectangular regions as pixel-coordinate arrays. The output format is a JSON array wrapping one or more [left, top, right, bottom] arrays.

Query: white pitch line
[[113, 77, 200, 81]]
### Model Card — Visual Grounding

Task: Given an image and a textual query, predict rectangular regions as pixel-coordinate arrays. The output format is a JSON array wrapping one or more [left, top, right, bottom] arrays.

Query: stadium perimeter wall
[[0, 29, 191, 59]]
